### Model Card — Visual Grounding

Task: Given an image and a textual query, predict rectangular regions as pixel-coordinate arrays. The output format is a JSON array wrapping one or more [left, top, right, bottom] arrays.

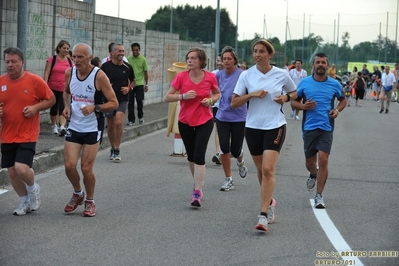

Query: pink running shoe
[[190, 189, 202, 208], [82, 200, 96, 217], [64, 191, 85, 213]]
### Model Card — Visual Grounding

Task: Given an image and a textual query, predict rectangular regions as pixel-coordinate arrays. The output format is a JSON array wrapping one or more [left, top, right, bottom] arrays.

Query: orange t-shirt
[[0, 72, 54, 143]]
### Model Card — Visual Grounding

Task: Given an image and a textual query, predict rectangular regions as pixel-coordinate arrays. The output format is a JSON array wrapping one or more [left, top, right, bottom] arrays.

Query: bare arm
[[43, 60, 52, 83], [144, 71, 149, 92], [62, 68, 72, 119], [164, 86, 180, 102]]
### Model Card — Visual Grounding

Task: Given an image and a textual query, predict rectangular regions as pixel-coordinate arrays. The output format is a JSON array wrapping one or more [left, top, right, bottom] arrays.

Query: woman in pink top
[[44, 40, 73, 136], [165, 47, 220, 208]]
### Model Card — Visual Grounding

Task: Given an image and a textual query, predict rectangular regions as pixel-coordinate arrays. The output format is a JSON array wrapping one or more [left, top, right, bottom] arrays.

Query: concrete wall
[[0, 0, 216, 108]]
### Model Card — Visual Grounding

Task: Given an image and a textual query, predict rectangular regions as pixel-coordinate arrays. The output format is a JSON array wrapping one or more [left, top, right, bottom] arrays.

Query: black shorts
[[65, 129, 103, 145], [212, 107, 218, 121], [1, 142, 36, 168], [303, 129, 333, 158], [245, 125, 286, 156], [105, 101, 127, 117]]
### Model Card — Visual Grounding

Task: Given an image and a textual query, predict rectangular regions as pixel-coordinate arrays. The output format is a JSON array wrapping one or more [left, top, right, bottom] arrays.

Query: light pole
[[284, 0, 288, 59], [170, 0, 173, 34], [235, 0, 238, 51], [215, 0, 220, 55]]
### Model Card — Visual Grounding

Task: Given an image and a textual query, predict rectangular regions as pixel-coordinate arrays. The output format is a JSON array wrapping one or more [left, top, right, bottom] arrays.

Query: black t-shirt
[[361, 68, 370, 81], [101, 61, 135, 102]]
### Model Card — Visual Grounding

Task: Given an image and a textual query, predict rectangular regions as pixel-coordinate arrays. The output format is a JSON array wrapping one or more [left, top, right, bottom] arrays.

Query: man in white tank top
[[62, 43, 118, 217], [289, 59, 307, 120]]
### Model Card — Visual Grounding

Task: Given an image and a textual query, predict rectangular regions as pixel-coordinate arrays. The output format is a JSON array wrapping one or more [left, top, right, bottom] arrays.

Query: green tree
[[146, 5, 236, 48]]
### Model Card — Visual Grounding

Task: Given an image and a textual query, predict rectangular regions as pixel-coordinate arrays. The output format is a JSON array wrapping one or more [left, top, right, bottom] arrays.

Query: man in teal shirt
[[127, 43, 149, 125]]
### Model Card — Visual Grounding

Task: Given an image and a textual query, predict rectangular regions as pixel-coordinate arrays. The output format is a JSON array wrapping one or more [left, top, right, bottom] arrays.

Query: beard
[[315, 67, 326, 75]]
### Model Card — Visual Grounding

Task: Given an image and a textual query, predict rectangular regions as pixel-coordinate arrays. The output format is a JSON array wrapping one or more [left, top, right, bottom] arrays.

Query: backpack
[[355, 77, 364, 90], [48, 55, 73, 81]]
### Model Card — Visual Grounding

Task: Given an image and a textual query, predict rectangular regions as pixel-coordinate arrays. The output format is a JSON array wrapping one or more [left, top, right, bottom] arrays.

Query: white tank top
[[68, 66, 102, 132]]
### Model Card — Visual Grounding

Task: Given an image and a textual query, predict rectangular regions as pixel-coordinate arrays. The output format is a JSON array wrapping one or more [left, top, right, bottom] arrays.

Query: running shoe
[[52, 125, 59, 134], [28, 183, 41, 211], [13, 201, 31, 216], [139, 118, 144, 124], [255, 215, 268, 232], [114, 149, 121, 161], [212, 154, 222, 165], [237, 161, 248, 178], [82, 200, 96, 217], [59, 126, 67, 137], [191, 189, 202, 207], [127, 121, 135, 126], [306, 173, 317, 191], [220, 178, 234, 191], [109, 148, 115, 161], [64, 191, 85, 213], [267, 198, 277, 224], [295, 115, 300, 121], [314, 193, 326, 209], [290, 110, 294, 118]]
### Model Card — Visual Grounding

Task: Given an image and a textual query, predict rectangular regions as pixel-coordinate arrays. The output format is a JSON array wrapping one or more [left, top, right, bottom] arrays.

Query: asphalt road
[[0, 99, 398, 266]]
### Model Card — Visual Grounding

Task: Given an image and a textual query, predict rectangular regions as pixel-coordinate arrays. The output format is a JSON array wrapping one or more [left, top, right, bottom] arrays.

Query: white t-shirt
[[211, 69, 220, 108], [233, 65, 296, 130], [289, 68, 308, 86]]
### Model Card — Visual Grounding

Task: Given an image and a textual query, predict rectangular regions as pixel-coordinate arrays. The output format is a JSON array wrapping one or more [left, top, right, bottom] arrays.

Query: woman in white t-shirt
[[231, 39, 296, 232]]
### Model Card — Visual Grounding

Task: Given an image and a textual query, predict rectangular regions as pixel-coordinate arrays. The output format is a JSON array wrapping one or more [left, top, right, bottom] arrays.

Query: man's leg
[[135, 85, 145, 121], [64, 141, 84, 192], [315, 151, 329, 195], [81, 142, 100, 199], [127, 90, 135, 123], [113, 111, 125, 148], [107, 117, 116, 148]]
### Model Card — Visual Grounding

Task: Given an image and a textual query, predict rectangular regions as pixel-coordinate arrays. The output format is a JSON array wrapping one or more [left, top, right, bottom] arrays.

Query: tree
[[146, 5, 236, 48]]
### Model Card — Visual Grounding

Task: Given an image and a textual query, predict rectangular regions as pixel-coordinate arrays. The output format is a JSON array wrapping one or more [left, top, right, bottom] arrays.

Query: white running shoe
[[28, 183, 41, 211], [220, 178, 234, 191], [52, 125, 59, 134], [13, 201, 31, 216], [237, 161, 248, 178], [255, 215, 268, 231]]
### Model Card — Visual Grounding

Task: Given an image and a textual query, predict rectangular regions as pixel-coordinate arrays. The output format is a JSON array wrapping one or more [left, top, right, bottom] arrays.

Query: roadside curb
[[0, 117, 168, 188]]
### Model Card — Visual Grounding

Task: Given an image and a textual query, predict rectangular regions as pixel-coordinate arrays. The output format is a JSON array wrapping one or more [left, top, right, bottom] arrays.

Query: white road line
[[0, 189, 8, 195], [310, 199, 364, 266]]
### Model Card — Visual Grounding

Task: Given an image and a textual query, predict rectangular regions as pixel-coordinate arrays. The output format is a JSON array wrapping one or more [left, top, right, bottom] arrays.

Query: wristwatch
[[95, 104, 101, 112]]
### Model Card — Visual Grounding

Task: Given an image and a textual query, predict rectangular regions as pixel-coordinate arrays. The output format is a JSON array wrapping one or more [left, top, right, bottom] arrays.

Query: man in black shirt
[[101, 43, 135, 161]]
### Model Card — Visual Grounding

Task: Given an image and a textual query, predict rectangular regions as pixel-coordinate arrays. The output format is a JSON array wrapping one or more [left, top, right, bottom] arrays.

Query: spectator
[[43, 40, 73, 136], [380, 65, 396, 114], [127, 43, 148, 126]]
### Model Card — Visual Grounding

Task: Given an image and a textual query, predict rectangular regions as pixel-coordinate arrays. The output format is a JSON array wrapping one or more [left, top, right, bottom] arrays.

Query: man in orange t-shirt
[[0, 47, 55, 216]]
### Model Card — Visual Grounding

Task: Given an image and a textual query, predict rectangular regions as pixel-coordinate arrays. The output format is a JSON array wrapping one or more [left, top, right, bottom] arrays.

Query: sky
[[93, 0, 399, 47]]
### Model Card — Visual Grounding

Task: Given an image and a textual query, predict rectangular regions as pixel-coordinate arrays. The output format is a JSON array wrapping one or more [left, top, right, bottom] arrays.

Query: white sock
[[74, 190, 83, 196], [21, 195, 29, 202], [27, 183, 37, 191]]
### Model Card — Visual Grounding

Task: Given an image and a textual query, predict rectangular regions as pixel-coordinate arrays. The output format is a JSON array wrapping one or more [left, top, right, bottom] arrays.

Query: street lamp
[[284, 0, 288, 59]]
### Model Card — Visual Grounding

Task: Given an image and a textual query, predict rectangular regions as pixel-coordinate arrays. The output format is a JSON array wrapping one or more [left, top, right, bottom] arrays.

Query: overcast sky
[[94, 0, 398, 47]]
